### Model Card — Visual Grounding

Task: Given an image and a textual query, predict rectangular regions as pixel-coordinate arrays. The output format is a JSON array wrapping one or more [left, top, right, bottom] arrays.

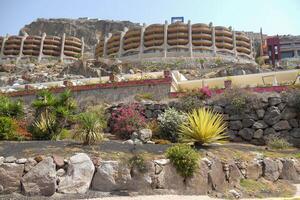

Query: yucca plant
[[73, 112, 104, 145], [179, 107, 227, 146]]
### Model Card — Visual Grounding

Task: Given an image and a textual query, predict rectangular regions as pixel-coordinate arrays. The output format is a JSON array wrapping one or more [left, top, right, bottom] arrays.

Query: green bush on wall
[[166, 144, 199, 178]]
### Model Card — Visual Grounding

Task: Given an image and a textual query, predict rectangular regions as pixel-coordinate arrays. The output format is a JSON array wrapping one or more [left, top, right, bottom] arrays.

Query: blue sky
[[0, 0, 299, 36]]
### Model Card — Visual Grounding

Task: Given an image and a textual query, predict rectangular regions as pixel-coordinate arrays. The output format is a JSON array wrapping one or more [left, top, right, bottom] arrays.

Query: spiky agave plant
[[179, 107, 227, 146], [74, 112, 104, 145]]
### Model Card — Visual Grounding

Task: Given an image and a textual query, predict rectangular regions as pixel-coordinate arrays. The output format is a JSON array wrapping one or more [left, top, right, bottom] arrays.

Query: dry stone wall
[[107, 92, 300, 147], [0, 153, 299, 197]]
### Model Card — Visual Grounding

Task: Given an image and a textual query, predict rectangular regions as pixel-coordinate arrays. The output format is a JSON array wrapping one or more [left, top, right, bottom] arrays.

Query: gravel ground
[[0, 140, 170, 158]]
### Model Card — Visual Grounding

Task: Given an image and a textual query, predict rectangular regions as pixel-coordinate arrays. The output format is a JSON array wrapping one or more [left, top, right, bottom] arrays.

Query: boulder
[[238, 128, 254, 141], [272, 120, 291, 131], [281, 107, 297, 120], [52, 155, 64, 168], [289, 119, 299, 128], [92, 161, 131, 191], [208, 158, 227, 192], [252, 121, 268, 129], [58, 153, 95, 194], [262, 158, 283, 182], [253, 129, 264, 139], [229, 121, 243, 130], [242, 118, 255, 128], [291, 128, 300, 138], [4, 156, 16, 163], [264, 127, 276, 136], [246, 161, 262, 180], [268, 97, 281, 106], [21, 157, 56, 196], [185, 160, 209, 194], [263, 106, 281, 125], [16, 158, 27, 164], [256, 109, 265, 119], [153, 162, 185, 190], [227, 161, 242, 187], [0, 157, 4, 165], [138, 129, 152, 143], [279, 159, 300, 181], [24, 158, 37, 173], [0, 163, 24, 194]]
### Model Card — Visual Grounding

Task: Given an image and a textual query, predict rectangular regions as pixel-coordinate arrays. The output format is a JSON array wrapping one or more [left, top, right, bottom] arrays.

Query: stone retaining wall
[[107, 92, 300, 147], [0, 153, 299, 197]]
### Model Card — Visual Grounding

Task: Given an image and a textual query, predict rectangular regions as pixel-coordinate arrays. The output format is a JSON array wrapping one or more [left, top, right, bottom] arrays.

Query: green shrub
[[0, 116, 18, 140], [31, 89, 77, 140], [179, 107, 227, 145], [73, 112, 105, 145], [166, 144, 199, 178], [231, 95, 247, 113], [266, 135, 291, 150], [157, 108, 186, 142], [128, 155, 147, 173], [176, 90, 207, 112], [0, 96, 24, 118]]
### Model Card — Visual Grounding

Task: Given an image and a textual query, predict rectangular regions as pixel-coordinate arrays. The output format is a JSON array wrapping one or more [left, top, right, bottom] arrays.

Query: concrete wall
[[175, 69, 300, 90], [7, 77, 172, 108]]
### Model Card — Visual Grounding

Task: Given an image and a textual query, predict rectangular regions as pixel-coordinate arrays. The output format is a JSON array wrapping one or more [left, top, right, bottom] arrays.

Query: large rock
[[208, 158, 227, 192], [256, 109, 265, 119], [138, 129, 152, 143], [253, 129, 264, 139], [185, 160, 209, 194], [150, 159, 185, 191], [227, 161, 242, 187], [92, 161, 131, 191], [246, 160, 262, 180], [279, 159, 300, 181], [229, 121, 243, 130], [58, 153, 95, 194], [281, 107, 297, 120], [262, 158, 283, 182], [238, 128, 254, 141], [268, 97, 281, 106], [291, 128, 300, 138], [252, 120, 268, 129], [0, 163, 24, 194], [242, 118, 255, 128], [21, 18, 139, 52], [21, 157, 56, 196], [263, 106, 281, 125], [272, 120, 291, 131]]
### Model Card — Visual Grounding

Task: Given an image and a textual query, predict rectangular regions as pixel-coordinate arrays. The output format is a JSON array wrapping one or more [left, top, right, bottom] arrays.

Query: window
[[281, 51, 294, 59]]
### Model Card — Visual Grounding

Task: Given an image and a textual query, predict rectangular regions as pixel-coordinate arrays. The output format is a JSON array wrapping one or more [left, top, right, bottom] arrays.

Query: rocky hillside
[[20, 18, 140, 52]]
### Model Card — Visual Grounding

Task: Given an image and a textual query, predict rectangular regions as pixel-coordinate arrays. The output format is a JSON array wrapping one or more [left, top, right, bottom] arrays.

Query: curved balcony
[[3, 36, 22, 56], [167, 23, 188, 46], [23, 36, 42, 56], [144, 24, 164, 48], [43, 36, 61, 56], [106, 32, 121, 56]]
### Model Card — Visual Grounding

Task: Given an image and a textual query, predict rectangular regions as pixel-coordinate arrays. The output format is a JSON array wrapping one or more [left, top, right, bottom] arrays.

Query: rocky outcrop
[[0, 163, 24, 194], [20, 18, 140, 52], [58, 153, 95, 194], [21, 157, 56, 196]]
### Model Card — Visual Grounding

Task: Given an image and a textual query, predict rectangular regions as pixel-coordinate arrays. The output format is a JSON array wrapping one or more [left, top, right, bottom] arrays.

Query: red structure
[[266, 36, 281, 66]]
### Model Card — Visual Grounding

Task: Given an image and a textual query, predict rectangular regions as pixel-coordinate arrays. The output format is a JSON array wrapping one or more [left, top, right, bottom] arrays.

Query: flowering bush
[[199, 86, 212, 98], [111, 104, 146, 139], [157, 108, 187, 142]]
